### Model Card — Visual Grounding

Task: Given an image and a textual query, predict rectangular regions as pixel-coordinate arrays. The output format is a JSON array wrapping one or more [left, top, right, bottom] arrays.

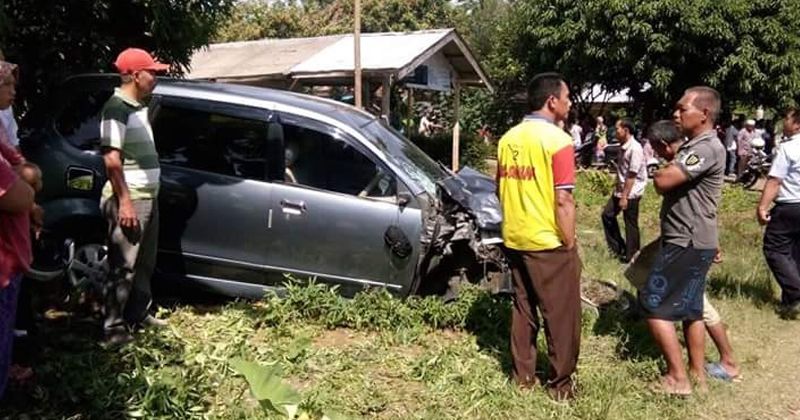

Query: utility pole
[[354, 0, 362, 109]]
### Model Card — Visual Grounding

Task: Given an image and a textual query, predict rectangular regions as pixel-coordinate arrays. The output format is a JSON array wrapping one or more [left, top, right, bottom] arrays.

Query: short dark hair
[[647, 120, 682, 145], [685, 86, 721, 123], [617, 118, 635, 134], [527, 72, 565, 112], [786, 107, 800, 126]]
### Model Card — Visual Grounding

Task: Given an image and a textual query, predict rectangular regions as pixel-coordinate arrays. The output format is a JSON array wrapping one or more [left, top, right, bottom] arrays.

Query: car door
[[265, 112, 405, 295], [152, 96, 278, 292]]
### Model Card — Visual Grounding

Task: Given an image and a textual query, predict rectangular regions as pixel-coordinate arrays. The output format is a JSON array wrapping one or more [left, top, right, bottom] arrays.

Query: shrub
[[409, 131, 492, 172]]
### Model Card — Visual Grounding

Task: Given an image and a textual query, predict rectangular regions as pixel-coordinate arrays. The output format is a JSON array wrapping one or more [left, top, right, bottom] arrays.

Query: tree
[[0, 0, 235, 113], [214, 0, 456, 42], [491, 0, 800, 123]]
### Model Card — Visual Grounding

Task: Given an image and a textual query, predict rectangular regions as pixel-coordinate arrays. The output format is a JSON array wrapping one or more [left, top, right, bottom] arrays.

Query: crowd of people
[[2, 49, 800, 405], [496, 72, 800, 400]]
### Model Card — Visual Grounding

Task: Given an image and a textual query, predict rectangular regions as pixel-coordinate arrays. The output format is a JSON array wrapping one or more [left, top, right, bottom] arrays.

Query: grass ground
[[3, 171, 800, 419]]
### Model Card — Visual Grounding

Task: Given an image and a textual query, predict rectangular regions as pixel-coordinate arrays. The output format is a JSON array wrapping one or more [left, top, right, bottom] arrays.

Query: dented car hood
[[437, 166, 502, 233]]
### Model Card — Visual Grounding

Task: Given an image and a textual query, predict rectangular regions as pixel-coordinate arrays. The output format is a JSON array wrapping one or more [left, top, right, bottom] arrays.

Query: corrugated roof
[[187, 35, 344, 80], [290, 30, 450, 74], [187, 29, 492, 91]]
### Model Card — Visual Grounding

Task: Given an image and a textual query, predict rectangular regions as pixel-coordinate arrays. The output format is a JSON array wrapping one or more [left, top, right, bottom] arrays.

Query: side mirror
[[397, 191, 413, 208]]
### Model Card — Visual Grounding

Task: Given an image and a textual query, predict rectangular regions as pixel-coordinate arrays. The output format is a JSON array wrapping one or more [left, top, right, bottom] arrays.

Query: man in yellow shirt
[[497, 72, 581, 401]]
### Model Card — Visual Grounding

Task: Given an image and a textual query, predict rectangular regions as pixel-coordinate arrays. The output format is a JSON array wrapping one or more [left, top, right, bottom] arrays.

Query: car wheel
[[27, 232, 73, 282], [28, 220, 107, 290], [68, 243, 109, 291]]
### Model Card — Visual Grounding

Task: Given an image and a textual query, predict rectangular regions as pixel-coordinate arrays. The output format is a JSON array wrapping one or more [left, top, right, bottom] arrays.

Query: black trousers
[[602, 196, 641, 261], [763, 203, 800, 306]]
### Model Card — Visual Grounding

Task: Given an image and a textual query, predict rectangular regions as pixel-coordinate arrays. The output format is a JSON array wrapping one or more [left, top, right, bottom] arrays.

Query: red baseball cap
[[114, 48, 170, 74]]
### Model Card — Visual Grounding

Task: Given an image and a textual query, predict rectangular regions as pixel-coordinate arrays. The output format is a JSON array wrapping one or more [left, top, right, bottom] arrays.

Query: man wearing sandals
[[640, 87, 726, 395]]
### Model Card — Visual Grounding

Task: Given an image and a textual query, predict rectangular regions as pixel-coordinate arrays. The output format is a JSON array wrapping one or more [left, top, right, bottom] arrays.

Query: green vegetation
[[409, 132, 492, 172], [0, 0, 236, 113], [5, 171, 800, 419]]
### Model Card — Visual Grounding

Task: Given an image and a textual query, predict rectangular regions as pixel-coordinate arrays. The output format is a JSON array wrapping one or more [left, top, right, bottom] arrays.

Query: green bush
[[409, 131, 492, 172], [258, 279, 488, 332]]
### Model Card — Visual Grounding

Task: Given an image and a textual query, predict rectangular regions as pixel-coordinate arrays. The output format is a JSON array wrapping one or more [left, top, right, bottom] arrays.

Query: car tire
[[28, 219, 107, 290]]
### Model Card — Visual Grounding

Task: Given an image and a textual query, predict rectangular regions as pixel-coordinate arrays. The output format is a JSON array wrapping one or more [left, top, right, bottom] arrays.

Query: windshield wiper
[[437, 160, 455, 177]]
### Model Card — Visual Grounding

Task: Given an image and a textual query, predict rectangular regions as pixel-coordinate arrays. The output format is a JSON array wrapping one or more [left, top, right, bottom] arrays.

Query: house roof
[[187, 29, 492, 91]]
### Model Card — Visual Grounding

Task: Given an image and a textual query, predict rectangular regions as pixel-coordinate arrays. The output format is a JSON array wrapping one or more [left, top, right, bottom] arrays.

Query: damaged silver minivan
[[24, 75, 510, 298]]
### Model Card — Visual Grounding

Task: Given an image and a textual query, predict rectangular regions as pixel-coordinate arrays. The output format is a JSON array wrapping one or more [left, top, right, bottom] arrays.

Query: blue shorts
[[638, 242, 715, 321]]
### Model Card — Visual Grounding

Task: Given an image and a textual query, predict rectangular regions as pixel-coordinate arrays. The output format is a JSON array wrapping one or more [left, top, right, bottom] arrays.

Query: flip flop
[[705, 362, 741, 383]]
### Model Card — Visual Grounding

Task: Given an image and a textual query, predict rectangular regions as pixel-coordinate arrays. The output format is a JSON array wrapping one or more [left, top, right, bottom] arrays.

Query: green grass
[[5, 171, 800, 419]]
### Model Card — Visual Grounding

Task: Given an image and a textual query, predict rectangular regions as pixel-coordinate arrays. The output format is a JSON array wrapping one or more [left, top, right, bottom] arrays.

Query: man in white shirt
[[569, 119, 583, 148], [602, 118, 648, 262], [723, 117, 739, 176], [758, 108, 800, 320]]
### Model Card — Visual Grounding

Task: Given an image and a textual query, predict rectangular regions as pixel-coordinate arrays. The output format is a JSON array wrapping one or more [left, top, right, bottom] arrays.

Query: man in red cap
[[100, 48, 169, 345]]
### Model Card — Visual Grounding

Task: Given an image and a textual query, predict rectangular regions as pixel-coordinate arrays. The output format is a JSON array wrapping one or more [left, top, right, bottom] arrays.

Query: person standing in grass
[[496, 72, 581, 401], [757, 107, 800, 320], [640, 87, 726, 396], [601, 118, 647, 262], [0, 59, 36, 399], [100, 48, 170, 346]]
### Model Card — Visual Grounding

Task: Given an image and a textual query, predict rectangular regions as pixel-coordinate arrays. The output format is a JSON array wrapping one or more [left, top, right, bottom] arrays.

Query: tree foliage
[[214, 0, 455, 41], [493, 0, 800, 121], [0, 0, 235, 112]]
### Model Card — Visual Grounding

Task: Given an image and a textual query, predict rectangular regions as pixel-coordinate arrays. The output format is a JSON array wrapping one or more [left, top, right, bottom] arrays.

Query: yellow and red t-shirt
[[497, 116, 575, 251]]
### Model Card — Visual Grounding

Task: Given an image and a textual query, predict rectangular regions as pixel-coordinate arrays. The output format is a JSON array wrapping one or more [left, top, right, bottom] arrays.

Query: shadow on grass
[[2, 311, 194, 418], [706, 273, 777, 309], [2, 315, 144, 417], [592, 291, 662, 362], [464, 292, 559, 379]]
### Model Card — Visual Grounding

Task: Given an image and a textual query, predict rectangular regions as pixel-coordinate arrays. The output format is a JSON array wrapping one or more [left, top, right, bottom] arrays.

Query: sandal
[[705, 362, 741, 383]]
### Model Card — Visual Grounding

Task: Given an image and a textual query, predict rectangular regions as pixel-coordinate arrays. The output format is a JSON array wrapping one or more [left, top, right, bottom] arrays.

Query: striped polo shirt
[[100, 88, 160, 200]]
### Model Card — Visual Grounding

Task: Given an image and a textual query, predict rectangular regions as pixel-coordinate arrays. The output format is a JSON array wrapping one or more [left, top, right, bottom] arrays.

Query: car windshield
[[362, 119, 447, 195]]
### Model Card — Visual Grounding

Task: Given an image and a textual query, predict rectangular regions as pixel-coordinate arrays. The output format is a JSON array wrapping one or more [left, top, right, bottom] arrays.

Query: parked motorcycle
[[574, 139, 619, 171], [737, 138, 772, 189]]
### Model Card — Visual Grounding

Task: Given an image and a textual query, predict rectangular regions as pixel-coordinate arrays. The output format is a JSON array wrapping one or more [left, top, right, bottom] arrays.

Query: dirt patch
[[312, 328, 364, 348], [581, 279, 620, 307]]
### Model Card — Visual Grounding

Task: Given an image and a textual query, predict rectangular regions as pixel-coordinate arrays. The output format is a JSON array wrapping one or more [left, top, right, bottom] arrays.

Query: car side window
[[280, 116, 396, 198], [153, 104, 271, 181], [55, 88, 114, 150]]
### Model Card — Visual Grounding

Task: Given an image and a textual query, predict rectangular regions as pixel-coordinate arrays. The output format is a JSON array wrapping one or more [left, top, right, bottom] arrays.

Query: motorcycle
[[574, 138, 620, 171], [737, 138, 772, 189]]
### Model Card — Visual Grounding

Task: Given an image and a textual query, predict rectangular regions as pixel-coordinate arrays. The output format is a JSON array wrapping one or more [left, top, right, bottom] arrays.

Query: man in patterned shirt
[[100, 48, 169, 345]]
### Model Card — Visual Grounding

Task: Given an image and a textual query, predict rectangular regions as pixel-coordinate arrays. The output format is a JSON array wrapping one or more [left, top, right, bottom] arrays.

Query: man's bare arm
[[103, 148, 139, 229], [757, 177, 782, 225], [555, 189, 576, 249], [652, 163, 689, 194], [0, 178, 34, 213]]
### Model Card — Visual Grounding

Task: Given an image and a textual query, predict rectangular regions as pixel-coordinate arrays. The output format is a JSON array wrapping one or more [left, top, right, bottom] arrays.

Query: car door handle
[[280, 199, 307, 214]]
